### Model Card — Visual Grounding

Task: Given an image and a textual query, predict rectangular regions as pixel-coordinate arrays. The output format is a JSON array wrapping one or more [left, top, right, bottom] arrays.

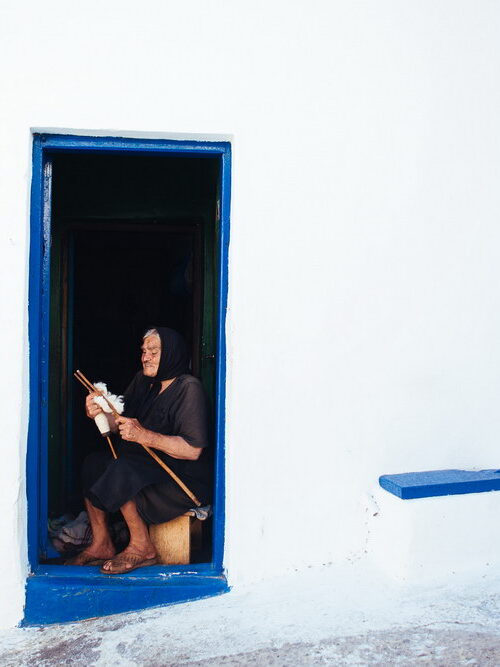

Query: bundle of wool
[[92, 382, 124, 435], [93, 382, 125, 414]]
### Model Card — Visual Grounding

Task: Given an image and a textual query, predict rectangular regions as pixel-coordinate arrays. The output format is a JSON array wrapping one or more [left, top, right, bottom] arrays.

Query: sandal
[[100, 552, 158, 575], [65, 550, 109, 566]]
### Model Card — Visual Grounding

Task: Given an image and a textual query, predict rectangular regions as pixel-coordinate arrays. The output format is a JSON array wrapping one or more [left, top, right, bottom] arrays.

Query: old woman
[[68, 327, 210, 574]]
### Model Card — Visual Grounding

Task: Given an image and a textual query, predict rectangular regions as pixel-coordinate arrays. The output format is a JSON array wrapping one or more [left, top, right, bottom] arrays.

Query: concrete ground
[[1, 562, 500, 665]]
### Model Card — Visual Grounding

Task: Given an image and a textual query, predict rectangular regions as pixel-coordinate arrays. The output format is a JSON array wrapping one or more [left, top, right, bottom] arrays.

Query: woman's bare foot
[[101, 541, 157, 573], [66, 540, 116, 565]]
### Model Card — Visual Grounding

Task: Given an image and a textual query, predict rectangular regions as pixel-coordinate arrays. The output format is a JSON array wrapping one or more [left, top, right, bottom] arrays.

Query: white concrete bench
[[371, 469, 500, 582]]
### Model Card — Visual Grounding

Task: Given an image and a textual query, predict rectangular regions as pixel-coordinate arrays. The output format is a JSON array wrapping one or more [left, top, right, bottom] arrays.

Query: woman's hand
[[115, 417, 201, 460], [85, 393, 104, 419], [115, 416, 147, 444]]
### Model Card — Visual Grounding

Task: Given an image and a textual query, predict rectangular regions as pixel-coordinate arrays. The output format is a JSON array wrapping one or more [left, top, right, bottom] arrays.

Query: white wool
[[92, 382, 125, 414]]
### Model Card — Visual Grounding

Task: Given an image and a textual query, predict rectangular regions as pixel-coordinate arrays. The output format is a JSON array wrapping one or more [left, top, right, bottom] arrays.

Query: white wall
[[1, 0, 500, 627], [369, 487, 500, 582]]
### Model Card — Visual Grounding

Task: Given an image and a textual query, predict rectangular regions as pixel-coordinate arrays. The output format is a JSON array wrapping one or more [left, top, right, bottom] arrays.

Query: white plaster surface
[[369, 488, 500, 582], [1, 0, 500, 628], [2, 563, 500, 664]]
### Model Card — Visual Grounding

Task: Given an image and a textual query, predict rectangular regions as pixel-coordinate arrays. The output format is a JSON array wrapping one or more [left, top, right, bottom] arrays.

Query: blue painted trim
[[36, 133, 227, 155], [39, 159, 52, 560], [379, 469, 500, 499], [24, 569, 228, 625], [34, 561, 216, 577], [212, 148, 231, 571], [26, 133, 231, 624], [27, 140, 44, 567]]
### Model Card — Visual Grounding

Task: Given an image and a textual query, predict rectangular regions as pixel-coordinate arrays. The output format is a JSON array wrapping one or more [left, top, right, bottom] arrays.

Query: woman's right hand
[[85, 393, 104, 419]]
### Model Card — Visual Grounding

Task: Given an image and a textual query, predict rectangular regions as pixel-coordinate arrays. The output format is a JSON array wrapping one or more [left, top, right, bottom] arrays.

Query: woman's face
[[141, 335, 162, 377]]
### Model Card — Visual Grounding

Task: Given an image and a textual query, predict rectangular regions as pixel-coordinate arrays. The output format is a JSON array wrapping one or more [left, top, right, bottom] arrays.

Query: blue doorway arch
[[25, 133, 231, 625]]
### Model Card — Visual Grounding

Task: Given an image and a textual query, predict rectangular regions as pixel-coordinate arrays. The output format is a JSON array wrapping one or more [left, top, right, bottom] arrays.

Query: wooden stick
[[106, 436, 118, 460], [74, 369, 202, 507], [141, 444, 201, 507], [74, 371, 95, 393]]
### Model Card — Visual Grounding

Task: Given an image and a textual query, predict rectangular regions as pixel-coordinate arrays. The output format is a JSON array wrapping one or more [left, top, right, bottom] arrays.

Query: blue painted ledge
[[23, 564, 228, 625], [379, 469, 500, 500]]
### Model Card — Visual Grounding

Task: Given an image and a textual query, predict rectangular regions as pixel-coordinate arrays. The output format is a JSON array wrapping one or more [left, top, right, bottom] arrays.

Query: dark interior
[[46, 152, 219, 562]]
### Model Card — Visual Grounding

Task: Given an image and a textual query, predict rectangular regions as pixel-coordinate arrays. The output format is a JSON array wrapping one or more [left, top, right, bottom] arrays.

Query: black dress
[[82, 372, 211, 524]]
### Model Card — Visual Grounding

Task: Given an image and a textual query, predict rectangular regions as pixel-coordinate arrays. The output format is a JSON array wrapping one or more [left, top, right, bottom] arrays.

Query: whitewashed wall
[[1, 0, 500, 627]]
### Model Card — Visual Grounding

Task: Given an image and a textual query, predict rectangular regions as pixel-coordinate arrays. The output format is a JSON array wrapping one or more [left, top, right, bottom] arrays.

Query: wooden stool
[[149, 511, 203, 565]]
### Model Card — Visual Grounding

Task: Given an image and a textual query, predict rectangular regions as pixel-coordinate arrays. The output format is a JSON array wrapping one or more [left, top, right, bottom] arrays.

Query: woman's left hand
[[115, 416, 147, 444]]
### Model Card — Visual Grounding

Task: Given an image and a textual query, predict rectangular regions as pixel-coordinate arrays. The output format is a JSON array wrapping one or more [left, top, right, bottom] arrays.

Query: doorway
[[27, 135, 230, 623], [47, 152, 217, 558]]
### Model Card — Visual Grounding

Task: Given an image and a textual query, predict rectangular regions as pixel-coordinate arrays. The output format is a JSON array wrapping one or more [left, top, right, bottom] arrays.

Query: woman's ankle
[[90, 538, 115, 552], [126, 538, 155, 555]]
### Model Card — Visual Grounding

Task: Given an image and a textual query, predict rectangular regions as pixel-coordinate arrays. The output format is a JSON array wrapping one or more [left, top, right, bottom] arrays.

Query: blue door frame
[[25, 133, 231, 625]]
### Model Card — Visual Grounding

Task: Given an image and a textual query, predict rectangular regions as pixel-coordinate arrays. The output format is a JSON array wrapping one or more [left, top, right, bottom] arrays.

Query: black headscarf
[[124, 327, 190, 421], [149, 327, 190, 381]]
